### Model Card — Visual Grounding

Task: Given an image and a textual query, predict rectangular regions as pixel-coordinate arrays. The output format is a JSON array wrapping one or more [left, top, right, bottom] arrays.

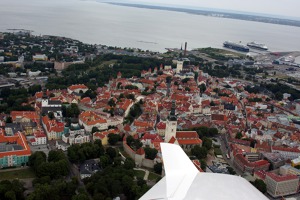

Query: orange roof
[[79, 111, 107, 125], [176, 131, 199, 138], [266, 172, 298, 182], [177, 139, 202, 145], [68, 84, 88, 91], [10, 111, 40, 123], [168, 136, 177, 144], [134, 121, 153, 128], [0, 131, 31, 157], [136, 148, 145, 155], [42, 116, 64, 132]]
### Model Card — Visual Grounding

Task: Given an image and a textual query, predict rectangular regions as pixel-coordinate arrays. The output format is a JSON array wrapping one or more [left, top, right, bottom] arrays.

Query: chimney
[[184, 42, 187, 56]]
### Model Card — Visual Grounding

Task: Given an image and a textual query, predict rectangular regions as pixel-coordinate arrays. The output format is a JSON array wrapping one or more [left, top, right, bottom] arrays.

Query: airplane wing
[[140, 143, 268, 200]]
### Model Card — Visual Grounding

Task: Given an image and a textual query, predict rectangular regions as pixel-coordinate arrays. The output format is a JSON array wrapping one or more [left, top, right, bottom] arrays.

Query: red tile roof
[[176, 131, 199, 138], [79, 111, 107, 125], [266, 172, 298, 182], [0, 131, 31, 157], [42, 116, 64, 132], [10, 111, 39, 123], [136, 148, 145, 155], [68, 84, 88, 91]]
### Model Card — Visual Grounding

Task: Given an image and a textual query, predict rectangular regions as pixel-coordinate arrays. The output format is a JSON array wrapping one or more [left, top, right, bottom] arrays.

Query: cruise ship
[[223, 41, 250, 52], [247, 42, 268, 51]]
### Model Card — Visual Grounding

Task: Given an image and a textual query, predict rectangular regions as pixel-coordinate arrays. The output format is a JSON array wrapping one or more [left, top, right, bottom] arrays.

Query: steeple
[[169, 100, 177, 121], [42, 88, 48, 99]]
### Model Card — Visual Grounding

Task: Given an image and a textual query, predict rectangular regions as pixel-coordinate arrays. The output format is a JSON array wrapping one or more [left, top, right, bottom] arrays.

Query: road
[[219, 136, 244, 176]]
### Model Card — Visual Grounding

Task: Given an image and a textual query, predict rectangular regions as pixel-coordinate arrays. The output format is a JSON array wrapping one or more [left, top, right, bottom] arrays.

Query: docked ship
[[247, 42, 268, 51], [223, 41, 249, 52]]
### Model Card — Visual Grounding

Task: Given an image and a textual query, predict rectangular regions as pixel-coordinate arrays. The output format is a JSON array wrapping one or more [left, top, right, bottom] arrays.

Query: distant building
[[67, 84, 88, 95], [41, 90, 62, 120], [42, 116, 64, 140], [176, 60, 183, 73], [265, 172, 299, 197], [233, 154, 270, 174], [79, 111, 108, 132], [80, 159, 101, 179], [62, 122, 90, 145], [28, 130, 47, 146], [0, 130, 31, 167], [32, 54, 48, 61]]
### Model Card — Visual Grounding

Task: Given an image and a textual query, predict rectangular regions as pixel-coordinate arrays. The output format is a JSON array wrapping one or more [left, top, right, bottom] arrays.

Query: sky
[[115, 0, 300, 19]]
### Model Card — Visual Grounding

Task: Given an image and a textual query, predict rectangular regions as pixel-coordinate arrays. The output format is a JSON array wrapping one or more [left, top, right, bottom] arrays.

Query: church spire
[[169, 100, 177, 121], [42, 88, 48, 99]]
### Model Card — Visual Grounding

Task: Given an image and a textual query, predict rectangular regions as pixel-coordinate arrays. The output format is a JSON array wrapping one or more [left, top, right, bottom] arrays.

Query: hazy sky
[[121, 0, 299, 19]]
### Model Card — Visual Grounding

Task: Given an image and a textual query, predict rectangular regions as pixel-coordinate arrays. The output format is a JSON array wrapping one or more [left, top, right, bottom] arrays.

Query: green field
[[0, 168, 36, 180], [134, 170, 145, 179], [214, 147, 222, 156], [148, 172, 161, 181]]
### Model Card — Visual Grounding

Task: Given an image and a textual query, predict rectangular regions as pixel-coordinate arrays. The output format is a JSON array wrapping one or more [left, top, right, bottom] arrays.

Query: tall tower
[[164, 101, 177, 143], [176, 60, 183, 73], [41, 89, 48, 107]]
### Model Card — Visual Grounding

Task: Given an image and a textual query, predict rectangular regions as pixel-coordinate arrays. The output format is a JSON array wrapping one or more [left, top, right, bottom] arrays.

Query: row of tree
[[67, 140, 105, 163], [29, 151, 69, 179]]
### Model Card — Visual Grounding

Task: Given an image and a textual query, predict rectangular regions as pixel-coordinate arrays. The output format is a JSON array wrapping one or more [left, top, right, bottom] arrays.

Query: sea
[[1, 0, 300, 52]]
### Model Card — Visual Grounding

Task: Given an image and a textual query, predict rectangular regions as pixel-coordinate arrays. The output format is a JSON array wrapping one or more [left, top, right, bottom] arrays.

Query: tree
[[199, 83, 206, 93], [144, 147, 158, 160], [200, 159, 207, 171], [208, 128, 219, 137], [235, 132, 243, 139], [5, 117, 12, 123], [91, 127, 100, 134], [227, 167, 236, 175], [107, 133, 120, 145], [100, 155, 111, 168], [191, 145, 207, 160], [47, 112, 55, 120], [66, 103, 80, 118], [202, 137, 212, 150], [124, 158, 135, 170], [126, 135, 134, 146], [106, 147, 117, 159], [252, 179, 267, 194], [154, 163, 162, 174], [72, 194, 89, 200]]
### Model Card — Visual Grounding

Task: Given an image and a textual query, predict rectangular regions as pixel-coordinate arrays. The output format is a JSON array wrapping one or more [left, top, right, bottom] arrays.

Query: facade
[[42, 116, 65, 140], [0, 130, 31, 167], [280, 165, 300, 176], [265, 172, 299, 197], [62, 123, 90, 146], [29, 130, 47, 145], [176, 60, 183, 73], [233, 154, 270, 174]]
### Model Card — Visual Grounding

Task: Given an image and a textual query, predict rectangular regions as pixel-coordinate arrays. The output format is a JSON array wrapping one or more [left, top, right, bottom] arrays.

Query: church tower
[[164, 100, 177, 143], [176, 60, 183, 73], [41, 89, 48, 107]]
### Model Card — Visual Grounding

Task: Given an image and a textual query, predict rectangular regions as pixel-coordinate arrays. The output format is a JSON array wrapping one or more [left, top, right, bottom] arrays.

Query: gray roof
[[80, 159, 101, 175]]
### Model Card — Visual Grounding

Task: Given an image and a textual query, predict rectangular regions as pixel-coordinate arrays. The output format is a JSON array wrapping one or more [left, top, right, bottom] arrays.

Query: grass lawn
[[134, 170, 145, 179], [148, 172, 161, 181], [0, 168, 36, 180]]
